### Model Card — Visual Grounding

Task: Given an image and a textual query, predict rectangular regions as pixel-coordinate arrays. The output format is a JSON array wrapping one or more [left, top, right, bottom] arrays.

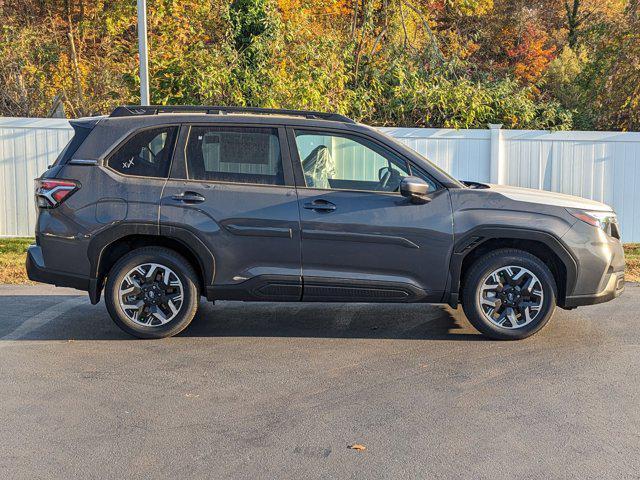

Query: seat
[[301, 145, 335, 189]]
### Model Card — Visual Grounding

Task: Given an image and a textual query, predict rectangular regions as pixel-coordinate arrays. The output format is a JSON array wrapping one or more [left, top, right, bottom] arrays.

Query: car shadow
[[0, 295, 486, 342], [185, 301, 484, 341]]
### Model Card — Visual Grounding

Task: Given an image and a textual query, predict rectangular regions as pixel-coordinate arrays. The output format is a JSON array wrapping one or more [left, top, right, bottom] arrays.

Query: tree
[[0, 0, 637, 131]]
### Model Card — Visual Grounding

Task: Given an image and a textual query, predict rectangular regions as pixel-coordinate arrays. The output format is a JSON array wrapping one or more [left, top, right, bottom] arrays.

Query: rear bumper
[[563, 271, 625, 307], [26, 245, 100, 303]]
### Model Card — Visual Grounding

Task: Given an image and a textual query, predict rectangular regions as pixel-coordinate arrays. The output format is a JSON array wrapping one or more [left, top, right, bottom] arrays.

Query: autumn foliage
[[0, 0, 638, 130]]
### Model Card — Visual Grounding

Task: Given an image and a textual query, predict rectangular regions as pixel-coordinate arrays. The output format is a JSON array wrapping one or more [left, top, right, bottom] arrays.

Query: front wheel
[[462, 249, 557, 340], [105, 247, 199, 339]]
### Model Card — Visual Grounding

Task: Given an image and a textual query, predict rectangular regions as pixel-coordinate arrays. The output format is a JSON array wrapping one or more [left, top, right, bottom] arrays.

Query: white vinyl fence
[[1, 117, 639, 241], [0, 118, 73, 238], [382, 126, 640, 242]]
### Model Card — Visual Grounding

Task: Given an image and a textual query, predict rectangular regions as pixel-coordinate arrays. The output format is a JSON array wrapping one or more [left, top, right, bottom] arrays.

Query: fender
[[445, 226, 578, 308], [160, 223, 216, 284], [86, 222, 216, 304]]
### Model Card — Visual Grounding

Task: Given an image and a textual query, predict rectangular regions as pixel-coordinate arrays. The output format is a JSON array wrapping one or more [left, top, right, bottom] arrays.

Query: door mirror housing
[[400, 176, 431, 204]]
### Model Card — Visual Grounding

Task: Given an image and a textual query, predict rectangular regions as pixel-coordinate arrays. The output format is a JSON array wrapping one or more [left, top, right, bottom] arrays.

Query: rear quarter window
[[107, 126, 178, 178]]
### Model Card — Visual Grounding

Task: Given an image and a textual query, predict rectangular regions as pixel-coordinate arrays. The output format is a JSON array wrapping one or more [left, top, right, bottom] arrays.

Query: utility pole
[[137, 0, 150, 105]]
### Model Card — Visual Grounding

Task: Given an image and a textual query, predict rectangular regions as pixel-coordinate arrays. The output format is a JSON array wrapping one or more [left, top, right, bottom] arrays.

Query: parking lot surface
[[1, 284, 639, 479]]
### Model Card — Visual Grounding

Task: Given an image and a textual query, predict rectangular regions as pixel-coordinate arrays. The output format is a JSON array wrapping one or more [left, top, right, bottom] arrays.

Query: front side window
[[186, 126, 284, 185], [294, 130, 411, 193], [107, 126, 177, 178]]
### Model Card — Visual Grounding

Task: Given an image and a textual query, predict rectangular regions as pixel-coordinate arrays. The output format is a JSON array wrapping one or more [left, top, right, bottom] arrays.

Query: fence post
[[488, 123, 505, 184]]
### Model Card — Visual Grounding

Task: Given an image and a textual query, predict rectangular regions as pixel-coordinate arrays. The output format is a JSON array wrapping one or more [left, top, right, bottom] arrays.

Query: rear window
[[52, 124, 93, 167], [107, 126, 178, 178]]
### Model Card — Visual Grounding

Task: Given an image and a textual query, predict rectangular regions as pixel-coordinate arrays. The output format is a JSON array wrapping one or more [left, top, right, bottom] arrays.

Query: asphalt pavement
[[0, 283, 639, 479]]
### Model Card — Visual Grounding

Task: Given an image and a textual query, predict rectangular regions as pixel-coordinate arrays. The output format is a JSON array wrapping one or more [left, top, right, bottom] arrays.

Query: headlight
[[567, 209, 620, 239]]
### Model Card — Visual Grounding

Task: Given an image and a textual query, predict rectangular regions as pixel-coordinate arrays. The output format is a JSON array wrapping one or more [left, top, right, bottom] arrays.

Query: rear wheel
[[462, 248, 557, 340], [105, 247, 199, 339]]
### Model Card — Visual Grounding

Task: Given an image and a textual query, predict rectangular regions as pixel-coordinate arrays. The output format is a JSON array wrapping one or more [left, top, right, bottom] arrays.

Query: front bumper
[[559, 217, 626, 308], [564, 271, 625, 307]]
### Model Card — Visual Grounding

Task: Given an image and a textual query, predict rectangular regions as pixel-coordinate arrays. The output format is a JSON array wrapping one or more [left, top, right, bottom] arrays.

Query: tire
[[104, 247, 199, 339], [461, 248, 557, 340]]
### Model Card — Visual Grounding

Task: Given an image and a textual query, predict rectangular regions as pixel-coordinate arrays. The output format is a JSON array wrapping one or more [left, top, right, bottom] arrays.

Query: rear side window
[[107, 126, 177, 178], [185, 126, 284, 185]]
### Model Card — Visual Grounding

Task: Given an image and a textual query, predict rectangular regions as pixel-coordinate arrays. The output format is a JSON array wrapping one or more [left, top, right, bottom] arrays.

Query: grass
[[1, 237, 639, 284], [0, 238, 34, 284], [624, 244, 640, 282]]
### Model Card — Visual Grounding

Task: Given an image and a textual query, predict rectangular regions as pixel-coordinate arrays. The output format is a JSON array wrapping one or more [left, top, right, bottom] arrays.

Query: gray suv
[[27, 106, 625, 340]]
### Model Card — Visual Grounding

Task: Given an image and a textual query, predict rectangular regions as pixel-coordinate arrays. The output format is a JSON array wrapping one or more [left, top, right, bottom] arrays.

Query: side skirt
[[206, 275, 439, 303]]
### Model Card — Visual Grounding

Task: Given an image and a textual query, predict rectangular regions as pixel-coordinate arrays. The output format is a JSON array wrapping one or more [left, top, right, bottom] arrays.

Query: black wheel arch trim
[[445, 226, 578, 308], [87, 222, 216, 304]]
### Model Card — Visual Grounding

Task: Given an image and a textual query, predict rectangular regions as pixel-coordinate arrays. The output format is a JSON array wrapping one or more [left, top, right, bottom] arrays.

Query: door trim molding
[[302, 229, 419, 249], [224, 223, 293, 239]]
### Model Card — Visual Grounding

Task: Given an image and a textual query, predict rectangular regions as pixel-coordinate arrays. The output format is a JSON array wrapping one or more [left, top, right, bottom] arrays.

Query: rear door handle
[[303, 200, 336, 212], [172, 191, 205, 204]]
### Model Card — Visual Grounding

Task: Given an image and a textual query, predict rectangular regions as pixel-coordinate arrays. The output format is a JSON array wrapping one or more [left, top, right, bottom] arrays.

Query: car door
[[160, 123, 302, 301], [288, 127, 454, 302]]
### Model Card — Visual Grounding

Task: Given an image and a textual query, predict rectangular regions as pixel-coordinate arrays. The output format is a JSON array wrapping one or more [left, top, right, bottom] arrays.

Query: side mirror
[[400, 176, 431, 204]]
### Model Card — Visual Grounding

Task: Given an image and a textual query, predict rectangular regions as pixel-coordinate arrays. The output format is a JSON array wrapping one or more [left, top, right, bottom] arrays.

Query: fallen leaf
[[348, 443, 366, 451]]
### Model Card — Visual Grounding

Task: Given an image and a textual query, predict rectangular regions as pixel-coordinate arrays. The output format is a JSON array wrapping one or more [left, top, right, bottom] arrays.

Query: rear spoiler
[[69, 115, 106, 129], [51, 117, 104, 167]]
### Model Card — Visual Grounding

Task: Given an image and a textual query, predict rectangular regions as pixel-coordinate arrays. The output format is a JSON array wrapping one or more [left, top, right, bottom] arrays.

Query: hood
[[489, 184, 613, 212]]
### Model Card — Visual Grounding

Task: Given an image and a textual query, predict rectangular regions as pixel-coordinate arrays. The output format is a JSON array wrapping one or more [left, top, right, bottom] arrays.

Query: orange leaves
[[501, 23, 556, 85]]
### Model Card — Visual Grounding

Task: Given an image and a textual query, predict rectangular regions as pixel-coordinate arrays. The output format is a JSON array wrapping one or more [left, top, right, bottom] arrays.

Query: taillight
[[34, 179, 80, 208]]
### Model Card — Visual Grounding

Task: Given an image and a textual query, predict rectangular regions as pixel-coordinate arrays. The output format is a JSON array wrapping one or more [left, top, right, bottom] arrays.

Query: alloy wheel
[[477, 265, 544, 329], [118, 263, 184, 327]]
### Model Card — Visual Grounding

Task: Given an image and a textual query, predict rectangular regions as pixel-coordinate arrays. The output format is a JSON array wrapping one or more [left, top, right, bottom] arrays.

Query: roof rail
[[109, 105, 355, 123]]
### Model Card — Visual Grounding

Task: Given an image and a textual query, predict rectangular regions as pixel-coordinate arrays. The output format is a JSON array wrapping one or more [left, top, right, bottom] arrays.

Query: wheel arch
[[87, 223, 215, 304], [446, 227, 577, 308]]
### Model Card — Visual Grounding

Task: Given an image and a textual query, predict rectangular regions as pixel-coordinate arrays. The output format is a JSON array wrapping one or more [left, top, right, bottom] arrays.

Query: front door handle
[[172, 191, 205, 204], [303, 199, 336, 212]]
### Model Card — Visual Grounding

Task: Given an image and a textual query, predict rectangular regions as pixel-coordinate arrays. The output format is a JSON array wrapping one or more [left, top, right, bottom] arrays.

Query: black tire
[[105, 247, 199, 339], [462, 248, 557, 340]]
